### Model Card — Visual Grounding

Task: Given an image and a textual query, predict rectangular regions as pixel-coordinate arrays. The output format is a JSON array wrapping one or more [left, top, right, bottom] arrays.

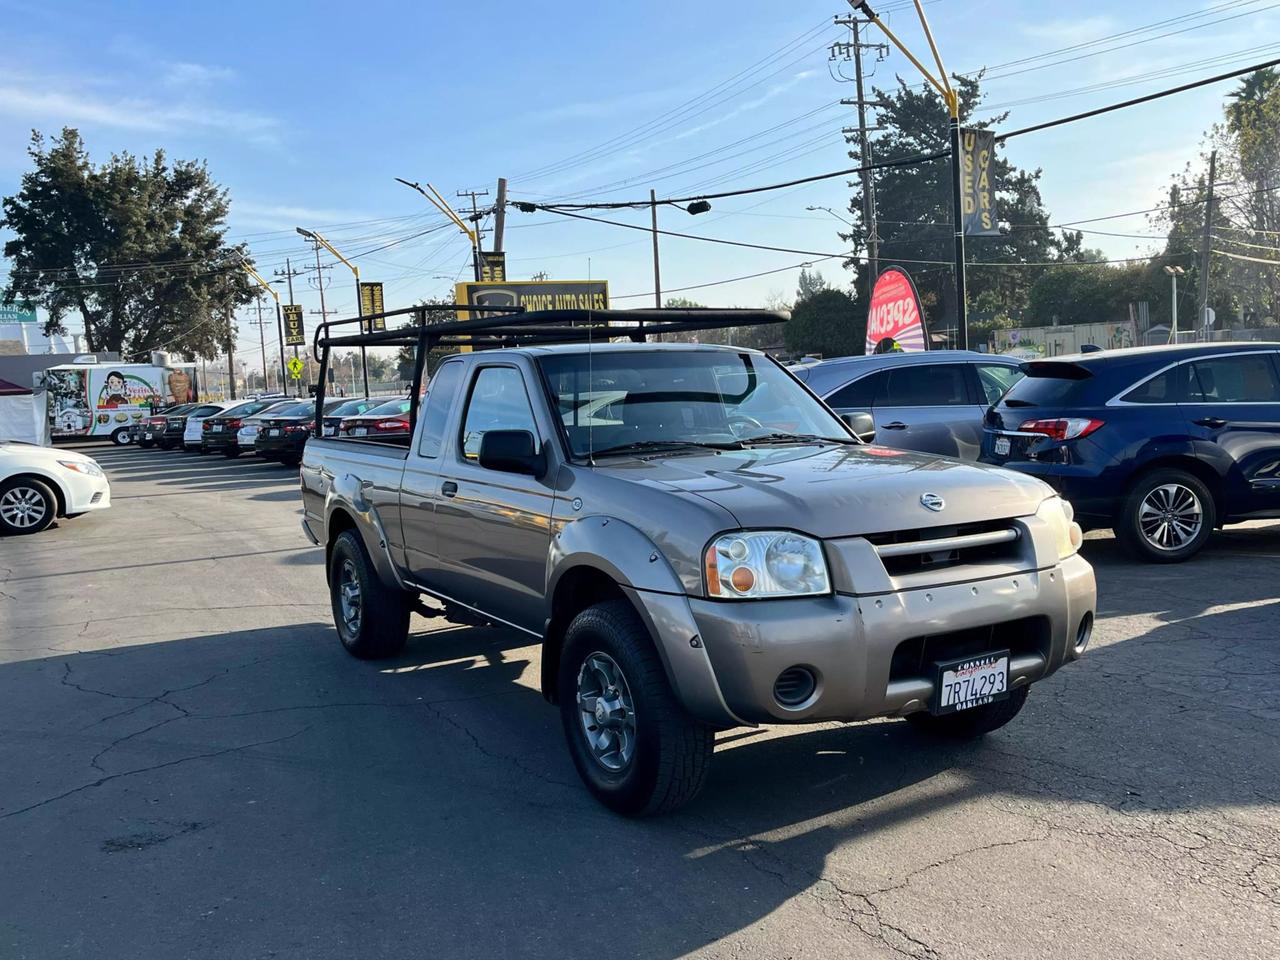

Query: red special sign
[[865, 266, 927, 354]]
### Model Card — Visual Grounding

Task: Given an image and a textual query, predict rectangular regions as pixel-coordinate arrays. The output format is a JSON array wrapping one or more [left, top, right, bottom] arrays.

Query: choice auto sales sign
[[865, 266, 928, 354]]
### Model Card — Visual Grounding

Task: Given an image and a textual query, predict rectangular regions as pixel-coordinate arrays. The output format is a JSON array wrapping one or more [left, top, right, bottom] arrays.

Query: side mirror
[[478, 429, 546, 477], [841, 411, 876, 444]]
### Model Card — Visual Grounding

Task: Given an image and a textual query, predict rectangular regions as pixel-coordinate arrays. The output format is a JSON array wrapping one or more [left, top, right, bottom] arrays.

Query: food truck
[[34, 361, 198, 444]]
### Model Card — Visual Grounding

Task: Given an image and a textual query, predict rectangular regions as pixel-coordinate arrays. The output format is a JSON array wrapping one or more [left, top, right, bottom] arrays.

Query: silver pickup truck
[[301, 309, 1096, 815]]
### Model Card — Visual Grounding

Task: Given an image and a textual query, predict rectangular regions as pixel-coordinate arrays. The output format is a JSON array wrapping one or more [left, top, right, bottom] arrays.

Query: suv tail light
[[1018, 418, 1105, 441], [376, 418, 409, 432]]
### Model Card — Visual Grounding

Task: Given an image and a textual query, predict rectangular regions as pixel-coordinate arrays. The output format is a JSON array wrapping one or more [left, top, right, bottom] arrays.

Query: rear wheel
[[110, 428, 132, 446], [906, 686, 1030, 739], [328, 530, 410, 659], [222, 447, 240, 458], [0, 477, 57, 535], [558, 600, 714, 816], [280, 452, 301, 467], [139, 439, 154, 449], [1116, 468, 1215, 563]]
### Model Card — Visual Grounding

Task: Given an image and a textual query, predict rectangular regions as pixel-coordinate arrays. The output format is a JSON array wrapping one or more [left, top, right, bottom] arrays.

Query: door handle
[[1194, 417, 1228, 428], [441, 480, 458, 498], [882, 421, 908, 430]]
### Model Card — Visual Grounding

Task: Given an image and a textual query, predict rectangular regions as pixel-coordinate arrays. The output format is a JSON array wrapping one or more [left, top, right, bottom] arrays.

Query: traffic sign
[[287, 356, 304, 379]]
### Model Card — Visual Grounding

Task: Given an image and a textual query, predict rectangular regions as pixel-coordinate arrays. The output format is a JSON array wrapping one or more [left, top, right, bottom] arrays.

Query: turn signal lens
[[1018, 418, 1105, 441]]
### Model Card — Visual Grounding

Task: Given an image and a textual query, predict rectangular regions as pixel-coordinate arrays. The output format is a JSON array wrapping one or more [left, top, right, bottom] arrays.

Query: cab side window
[[417, 361, 464, 458], [460, 366, 538, 461], [976, 363, 1025, 405]]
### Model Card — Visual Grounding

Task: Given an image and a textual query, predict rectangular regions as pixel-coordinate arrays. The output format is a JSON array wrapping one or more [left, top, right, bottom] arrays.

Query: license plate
[[325, 425, 337, 436], [993, 436, 1011, 457], [933, 651, 1009, 715], [211, 424, 222, 432], [144, 431, 154, 439], [266, 428, 279, 437], [353, 427, 368, 437]]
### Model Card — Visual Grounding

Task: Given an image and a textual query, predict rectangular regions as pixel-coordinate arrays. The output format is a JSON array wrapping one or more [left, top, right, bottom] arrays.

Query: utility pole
[[833, 11, 887, 281], [225, 308, 237, 401], [251, 293, 270, 394], [650, 189, 662, 309], [1198, 149, 1217, 341], [493, 177, 508, 253], [457, 188, 489, 281]]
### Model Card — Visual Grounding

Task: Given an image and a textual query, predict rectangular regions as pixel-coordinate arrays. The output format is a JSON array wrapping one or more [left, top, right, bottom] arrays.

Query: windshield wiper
[[740, 432, 859, 446], [588, 439, 743, 459]]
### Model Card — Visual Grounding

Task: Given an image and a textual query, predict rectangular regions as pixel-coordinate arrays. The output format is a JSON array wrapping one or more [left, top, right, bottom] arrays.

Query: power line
[[1213, 248, 1280, 265]]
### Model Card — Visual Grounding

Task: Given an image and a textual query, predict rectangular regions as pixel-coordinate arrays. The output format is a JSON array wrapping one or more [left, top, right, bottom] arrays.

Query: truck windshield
[[537, 350, 850, 458]]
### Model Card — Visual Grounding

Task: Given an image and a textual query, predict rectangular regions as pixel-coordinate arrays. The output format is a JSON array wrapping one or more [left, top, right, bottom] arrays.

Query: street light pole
[[298, 227, 369, 397], [241, 259, 288, 394], [1164, 265, 1186, 343]]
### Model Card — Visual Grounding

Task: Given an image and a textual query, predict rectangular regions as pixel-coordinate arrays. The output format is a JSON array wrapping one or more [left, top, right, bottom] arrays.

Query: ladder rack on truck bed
[[311, 304, 790, 434]]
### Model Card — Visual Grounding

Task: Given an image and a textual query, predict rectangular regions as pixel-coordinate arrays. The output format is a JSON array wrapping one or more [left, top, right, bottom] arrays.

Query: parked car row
[[795, 342, 1280, 563], [130, 394, 408, 466]]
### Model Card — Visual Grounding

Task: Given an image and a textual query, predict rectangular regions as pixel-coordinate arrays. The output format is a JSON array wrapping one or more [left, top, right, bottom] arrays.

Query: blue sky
[[2, 0, 1277, 367]]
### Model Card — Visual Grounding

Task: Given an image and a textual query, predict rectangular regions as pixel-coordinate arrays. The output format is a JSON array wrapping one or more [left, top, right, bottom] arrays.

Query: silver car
[[793, 351, 1025, 460]]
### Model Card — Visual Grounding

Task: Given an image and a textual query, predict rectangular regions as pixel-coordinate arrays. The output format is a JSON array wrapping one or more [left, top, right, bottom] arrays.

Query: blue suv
[[981, 343, 1280, 562]]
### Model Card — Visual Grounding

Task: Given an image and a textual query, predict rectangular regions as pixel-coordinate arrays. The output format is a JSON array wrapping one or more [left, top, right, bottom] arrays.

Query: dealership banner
[[478, 251, 506, 283], [865, 266, 928, 354], [454, 280, 608, 320], [960, 128, 999, 236], [359, 282, 386, 331], [283, 304, 306, 345]]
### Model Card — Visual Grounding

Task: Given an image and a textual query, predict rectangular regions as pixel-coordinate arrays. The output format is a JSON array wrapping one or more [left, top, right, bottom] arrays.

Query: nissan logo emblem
[[920, 492, 946, 512]]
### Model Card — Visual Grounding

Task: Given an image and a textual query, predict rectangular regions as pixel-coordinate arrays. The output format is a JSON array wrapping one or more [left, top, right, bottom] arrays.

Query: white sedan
[[0, 441, 110, 535], [182, 401, 239, 451]]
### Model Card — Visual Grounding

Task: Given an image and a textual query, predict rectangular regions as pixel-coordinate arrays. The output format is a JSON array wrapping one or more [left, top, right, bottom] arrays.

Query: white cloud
[[230, 201, 383, 231], [1020, 16, 1119, 46], [0, 78, 279, 144], [162, 61, 236, 88]]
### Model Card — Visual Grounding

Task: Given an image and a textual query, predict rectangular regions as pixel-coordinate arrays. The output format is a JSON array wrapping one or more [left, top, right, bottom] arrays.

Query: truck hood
[[595, 443, 1052, 538]]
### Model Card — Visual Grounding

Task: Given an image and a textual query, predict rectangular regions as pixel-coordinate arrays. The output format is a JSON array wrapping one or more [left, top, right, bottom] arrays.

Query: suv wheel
[[558, 600, 713, 816], [0, 477, 57, 535], [1116, 468, 1215, 563], [328, 530, 410, 659], [906, 686, 1029, 738]]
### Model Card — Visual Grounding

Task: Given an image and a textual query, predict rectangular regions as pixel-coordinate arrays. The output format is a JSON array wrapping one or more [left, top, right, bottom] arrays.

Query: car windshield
[[364, 398, 410, 416], [329, 397, 375, 417], [538, 349, 851, 458]]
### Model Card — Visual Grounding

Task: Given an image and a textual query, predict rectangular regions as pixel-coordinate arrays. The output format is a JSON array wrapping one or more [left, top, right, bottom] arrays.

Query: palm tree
[[1226, 68, 1279, 132]]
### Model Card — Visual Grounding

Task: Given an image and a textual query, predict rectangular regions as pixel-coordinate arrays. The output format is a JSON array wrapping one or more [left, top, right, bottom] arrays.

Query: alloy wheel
[[1138, 482, 1203, 551], [338, 559, 362, 635], [576, 652, 637, 772], [0, 486, 48, 529]]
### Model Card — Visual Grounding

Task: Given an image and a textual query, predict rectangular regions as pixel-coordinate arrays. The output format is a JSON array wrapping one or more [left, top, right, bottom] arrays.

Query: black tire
[[558, 600, 714, 816], [222, 447, 240, 458], [139, 439, 154, 449], [0, 476, 58, 536], [280, 453, 301, 467], [328, 530, 411, 660], [156, 439, 170, 450], [110, 428, 132, 446], [1115, 467, 1216, 563], [906, 685, 1030, 739]]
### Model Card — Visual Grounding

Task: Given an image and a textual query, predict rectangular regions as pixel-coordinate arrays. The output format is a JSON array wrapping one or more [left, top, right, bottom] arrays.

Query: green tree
[[840, 74, 1071, 334], [1, 128, 254, 358], [795, 268, 828, 302], [783, 288, 862, 358]]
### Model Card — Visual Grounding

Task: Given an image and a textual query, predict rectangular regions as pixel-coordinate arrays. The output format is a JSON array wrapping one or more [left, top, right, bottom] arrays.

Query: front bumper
[[64, 473, 112, 514], [682, 553, 1095, 725]]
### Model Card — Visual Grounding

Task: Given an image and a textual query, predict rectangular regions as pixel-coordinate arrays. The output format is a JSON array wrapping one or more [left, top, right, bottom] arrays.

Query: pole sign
[[959, 128, 999, 236], [454, 280, 609, 320], [865, 266, 928, 354], [283, 304, 306, 346], [287, 356, 304, 379], [359, 282, 386, 331], [479, 251, 506, 283], [0, 304, 38, 324]]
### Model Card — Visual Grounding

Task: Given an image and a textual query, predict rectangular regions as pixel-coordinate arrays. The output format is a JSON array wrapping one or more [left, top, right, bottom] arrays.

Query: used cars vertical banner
[[358, 282, 386, 331], [960, 128, 999, 236], [283, 304, 306, 345], [865, 266, 928, 354]]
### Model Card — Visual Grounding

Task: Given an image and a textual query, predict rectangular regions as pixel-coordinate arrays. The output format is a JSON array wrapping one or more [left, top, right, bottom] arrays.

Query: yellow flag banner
[[960, 128, 999, 237]]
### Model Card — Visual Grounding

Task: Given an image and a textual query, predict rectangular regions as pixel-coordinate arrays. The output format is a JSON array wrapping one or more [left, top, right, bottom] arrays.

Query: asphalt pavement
[[2, 441, 1278, 959]]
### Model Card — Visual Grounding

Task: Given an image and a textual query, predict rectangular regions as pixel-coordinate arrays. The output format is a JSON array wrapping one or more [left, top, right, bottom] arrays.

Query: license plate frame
[[993, 435, 1011, 457], [931, 650, 1010, 715], [353, 426, 368, 437]]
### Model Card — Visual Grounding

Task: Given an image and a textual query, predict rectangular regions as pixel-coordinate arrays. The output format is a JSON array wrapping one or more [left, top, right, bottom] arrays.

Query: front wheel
[[558, 600, 714, 816], [328, 530, 411, 659], [906, 686, 1030, 738], [0, 477, 57, 535], [1116, 468, 1215, 563]]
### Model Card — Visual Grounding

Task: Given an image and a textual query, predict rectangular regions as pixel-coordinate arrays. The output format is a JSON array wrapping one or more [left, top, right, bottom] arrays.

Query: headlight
[[705, 531, 830, 599], [1036, 496, 1083, 560], [57, 459, 104, 477]]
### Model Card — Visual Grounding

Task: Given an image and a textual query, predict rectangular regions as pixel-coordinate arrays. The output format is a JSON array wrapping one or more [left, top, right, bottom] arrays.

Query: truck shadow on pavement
[[3, 552, 1278, 958]]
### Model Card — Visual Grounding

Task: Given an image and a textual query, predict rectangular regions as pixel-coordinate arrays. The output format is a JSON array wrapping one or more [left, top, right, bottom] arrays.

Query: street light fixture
[[806, 205, 855, 227], [1164, 265, 1186, 344], [298, 226, 369, 396]]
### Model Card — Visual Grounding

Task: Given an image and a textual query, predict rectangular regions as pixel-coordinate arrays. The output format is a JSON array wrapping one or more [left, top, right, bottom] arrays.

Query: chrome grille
[[865, 519, 1022, 576]]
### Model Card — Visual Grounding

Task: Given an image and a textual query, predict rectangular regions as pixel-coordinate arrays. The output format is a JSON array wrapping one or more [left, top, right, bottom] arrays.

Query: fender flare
[[546, 516, 745, 728], [324, 473, 408, 590]]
